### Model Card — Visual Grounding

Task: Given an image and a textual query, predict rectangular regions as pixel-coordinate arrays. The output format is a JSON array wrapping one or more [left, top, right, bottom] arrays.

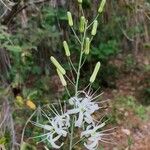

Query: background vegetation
[[0, 0, 150, 149]]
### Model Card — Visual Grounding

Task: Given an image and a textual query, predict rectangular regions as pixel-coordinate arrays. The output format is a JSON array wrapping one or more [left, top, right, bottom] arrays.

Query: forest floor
[[101, 54, 150, 150]]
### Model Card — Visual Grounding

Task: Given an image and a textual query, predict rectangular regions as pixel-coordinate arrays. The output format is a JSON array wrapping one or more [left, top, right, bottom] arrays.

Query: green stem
[[68, 57, 77, 74], [21, 109, 37, 144], [75, 51, 83, 95], [75, 23, 87, 95], [71, 27, 81, 44], [65, 86, 71, 97], [68, 60, 75, 83], [80, 56, 87, 68], [69, 7, 87, 150], [79, 4, 85, 17], [72, 137, 86, 148], [87, 14, 99, 29]]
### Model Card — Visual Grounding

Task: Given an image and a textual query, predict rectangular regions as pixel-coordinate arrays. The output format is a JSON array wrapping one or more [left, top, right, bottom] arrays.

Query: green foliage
[[123, 54, 136, 71], [127, 136, 133, 148], [107, 95, 148, 125], [0, 25, 11, 45], [0, 137, 6, 144], [0, 5, 68, 89], [107, 106, 123, 124], [20, 142, 36, 150], [91, 40, 119, 61], [0, 130, 12, 150], [143, 87, 150, 104], [139, 78, 150, 105], [117, 96, 147, 120]]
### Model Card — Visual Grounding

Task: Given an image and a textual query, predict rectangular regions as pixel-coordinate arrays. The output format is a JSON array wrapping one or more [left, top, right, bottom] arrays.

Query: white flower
[[67, 93, 99, 127], [31, 111, 70, 149], [81, 122, 106, 150], [31, 122, 63, 149], [51, 113, 70, 137]]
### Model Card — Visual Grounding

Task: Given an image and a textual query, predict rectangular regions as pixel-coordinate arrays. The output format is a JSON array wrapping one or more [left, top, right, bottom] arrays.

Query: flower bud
[[79, 16, 85, 33], [98, 0, 106, 13], [63, 41, 70, 57], [26, 100, 36, 110], [57, 69, 67, 87], [90, 62, 101, 83], [50, 56, 66, 75], [91, 20, 98, 36], [78, 0, 82, 3], [85, 37, 90, 55], [67, 11, 73, 26]]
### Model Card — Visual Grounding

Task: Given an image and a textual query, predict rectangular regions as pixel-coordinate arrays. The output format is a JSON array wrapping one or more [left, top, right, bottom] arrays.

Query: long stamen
[[100, 127, 117, 133], [96, 99, 110, 103], [100, 139, 116, 145], [91, 92, 103, 101], [83, 83, 91, 91], [58, 99, 64, 115], [47, 105, 59, 116], [41, 108, 52, 122], [87, 84, 92, 95], [65, 74, 75, 87], [64, 87, 70, 97], [91, 86, 101, 97], [28, 133, 50, 140], [51, 104, 60, 116]]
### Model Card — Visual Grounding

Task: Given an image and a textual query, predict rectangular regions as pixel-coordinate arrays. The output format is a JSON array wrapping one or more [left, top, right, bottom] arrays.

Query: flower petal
[[84, 140, 98, 150], [75, 111, 84, 127], [48, 134, 63, 149], [67, 108, 79, 114]]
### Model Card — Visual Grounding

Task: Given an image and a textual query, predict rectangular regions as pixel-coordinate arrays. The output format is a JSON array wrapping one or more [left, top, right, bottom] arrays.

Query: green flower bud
[[85, 37, 90, 55], [67, 11, 73, 26], [50, 56, 66, 75], [78, 0, 82, 3], [63, 41, 70, 57], [90, 62, 101, 83], [91, 20, 98, 36], [98, 0, 106, 13], [57, 69, 67, 86], [79, 16, 85, 33]]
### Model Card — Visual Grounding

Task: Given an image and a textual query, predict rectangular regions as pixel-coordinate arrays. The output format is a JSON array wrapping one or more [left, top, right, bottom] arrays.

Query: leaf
[[0, 34, 6, 40], [57, 8, 67, 20], [0, 137, 6, 144], [5, 45, 22, 53], [20, 142, 36, 150], [27, 90, 38, 100]]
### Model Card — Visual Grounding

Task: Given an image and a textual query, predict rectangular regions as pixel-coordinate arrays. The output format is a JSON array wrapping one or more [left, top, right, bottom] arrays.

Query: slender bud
[[50, 56, 66, 75], [78, 0, 82, 3], [91, 20, 98, 36], [63, 41, 70, 57], [85, 37, 90, 55], [79, 16, 85, 33], [90, 62, 101, 83], [67, 11, 73, 26], [57, 69, 67, 86], [98, 0, 106, 13]]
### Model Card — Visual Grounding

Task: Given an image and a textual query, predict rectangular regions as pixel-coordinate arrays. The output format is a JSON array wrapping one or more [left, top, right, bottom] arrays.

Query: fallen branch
[[2, 0, 50, 26]]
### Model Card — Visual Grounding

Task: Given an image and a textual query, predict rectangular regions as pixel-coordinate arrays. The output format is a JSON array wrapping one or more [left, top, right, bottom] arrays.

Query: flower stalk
[[24, 1, 110, 150]]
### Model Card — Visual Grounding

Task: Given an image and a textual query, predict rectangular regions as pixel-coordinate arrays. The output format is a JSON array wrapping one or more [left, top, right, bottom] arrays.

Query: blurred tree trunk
[[0, 48, 11, 78], [20, 1, 28, 28]]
